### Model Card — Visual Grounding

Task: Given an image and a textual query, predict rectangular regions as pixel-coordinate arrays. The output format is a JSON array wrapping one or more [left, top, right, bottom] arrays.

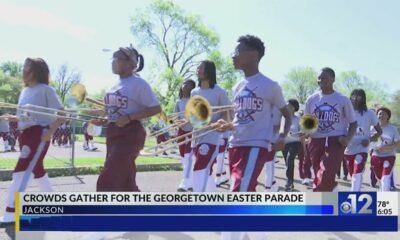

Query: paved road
[[1, 156, 399, 240], [0, 141, 106, 161]]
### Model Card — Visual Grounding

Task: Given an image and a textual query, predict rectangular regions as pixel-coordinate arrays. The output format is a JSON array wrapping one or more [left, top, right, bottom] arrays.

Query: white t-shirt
[[174, 98, 193, 132], [191, 85, 231, 146], [17, 84, 63, 130], [305, 91, 356, 138], [221, 130, 231, 139], [371, 124, 400, 157], [345, 109, 378, 155], [285, 115, 301, 144], [229, 73, 286, 148], [105, 75, 160, 123]]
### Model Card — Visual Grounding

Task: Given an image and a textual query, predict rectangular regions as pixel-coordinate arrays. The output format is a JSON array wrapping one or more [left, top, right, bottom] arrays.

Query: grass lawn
[[0, 156, 179, 169], [75, 134, 156, 147]]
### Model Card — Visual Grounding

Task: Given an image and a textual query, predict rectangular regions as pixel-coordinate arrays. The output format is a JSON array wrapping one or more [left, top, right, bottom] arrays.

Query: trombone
[[141, 95, 227, 156], [290, 114, 319, 136], [0, 84, 107, 122], [149, 101, 234, 139], [147, 112, 183, 138]]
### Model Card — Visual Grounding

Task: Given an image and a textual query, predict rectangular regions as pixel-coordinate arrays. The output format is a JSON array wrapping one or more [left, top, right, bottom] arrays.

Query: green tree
[[335, 71, 389, 107], [130, 0, 220, 111], [0, 61, 22, 77], [0, 62, 23, 105], [208, 50, 241, 98], [389, 90, 400, 126], [282, 67, 318, 104], [53, 64, 81, 105]]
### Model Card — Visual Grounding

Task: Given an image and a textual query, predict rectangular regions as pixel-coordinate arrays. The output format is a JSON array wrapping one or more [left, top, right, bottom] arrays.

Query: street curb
[[0, 163, 182, 181]]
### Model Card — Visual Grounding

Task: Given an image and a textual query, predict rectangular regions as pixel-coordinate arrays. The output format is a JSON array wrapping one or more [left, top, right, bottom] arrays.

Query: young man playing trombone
[[215, 35, 291, 192], [215, 35, 292, 240]]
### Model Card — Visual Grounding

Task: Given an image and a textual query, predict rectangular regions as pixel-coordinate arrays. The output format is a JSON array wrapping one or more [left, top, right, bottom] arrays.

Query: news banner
[[16, 192, 399, 232]]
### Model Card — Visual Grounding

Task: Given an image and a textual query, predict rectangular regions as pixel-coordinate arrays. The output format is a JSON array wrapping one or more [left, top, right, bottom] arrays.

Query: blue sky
[[0, 0, 399, 95]]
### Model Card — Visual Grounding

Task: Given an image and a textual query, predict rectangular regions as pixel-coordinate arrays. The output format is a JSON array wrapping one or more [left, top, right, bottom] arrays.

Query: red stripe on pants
[[228, 147, 274, 192]]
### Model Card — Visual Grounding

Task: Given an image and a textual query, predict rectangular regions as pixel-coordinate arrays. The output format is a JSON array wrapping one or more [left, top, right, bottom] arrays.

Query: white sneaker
[[302, 178, 313, 186], [0, 212, 15, 223], [177, 179, 192, 192], [270, 184, 279, 192], [266, 183, 279, 192]]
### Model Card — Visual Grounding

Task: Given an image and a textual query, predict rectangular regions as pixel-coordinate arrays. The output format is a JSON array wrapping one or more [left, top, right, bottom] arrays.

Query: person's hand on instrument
[[90, 118, 107, 126], [211, 119, 233, 132]]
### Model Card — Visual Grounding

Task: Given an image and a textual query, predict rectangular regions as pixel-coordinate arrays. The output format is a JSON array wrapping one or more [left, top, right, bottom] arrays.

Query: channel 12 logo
[[338, 192, 376, 216]]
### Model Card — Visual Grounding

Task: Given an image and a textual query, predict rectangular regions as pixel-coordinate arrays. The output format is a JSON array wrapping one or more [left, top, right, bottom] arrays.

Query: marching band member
[[0, 58, 64, 223], [370, 107, 400, 192], [305, 67, 357, 192], [82, 122, 98, 151], [191, 60, 231, 192], [344, 89, 382, 191], [96, 46, 161, 192], [282, 99, 303, 192], [216, 34, 291, 240], [215, 35, 291, 192], [175, 79, 196, 191], [0, 111, 11, 152], [9, 118, 20, 152]]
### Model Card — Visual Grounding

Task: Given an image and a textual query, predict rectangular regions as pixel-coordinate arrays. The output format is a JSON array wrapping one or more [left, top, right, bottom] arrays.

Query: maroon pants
[[298, 143, 312, 179], [309, 136, 345, 192], [229, 147, 275, 192], [371, 156, 395, 180], [61, 129, 71, 145], [14, 126, 50, 178], [84, 133, 93, 141], [0, 132, 10, 141], [193, 143, 217, 174], [344, 152, 368, 176], [156, 134, 167, 144], [97, 121, 146, 192]]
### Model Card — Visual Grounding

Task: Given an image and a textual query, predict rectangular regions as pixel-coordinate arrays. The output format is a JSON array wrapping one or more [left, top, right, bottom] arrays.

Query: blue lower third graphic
[[21, 205, 332, 215], [19, 215, 397, 231]]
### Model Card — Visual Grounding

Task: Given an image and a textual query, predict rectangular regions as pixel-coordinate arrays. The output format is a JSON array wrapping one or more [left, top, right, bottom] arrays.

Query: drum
[[86, 123, 102, 137]]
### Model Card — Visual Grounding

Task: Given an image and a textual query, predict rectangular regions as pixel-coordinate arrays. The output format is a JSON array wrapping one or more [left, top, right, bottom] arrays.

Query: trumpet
[[141, 95, 217, 156]]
